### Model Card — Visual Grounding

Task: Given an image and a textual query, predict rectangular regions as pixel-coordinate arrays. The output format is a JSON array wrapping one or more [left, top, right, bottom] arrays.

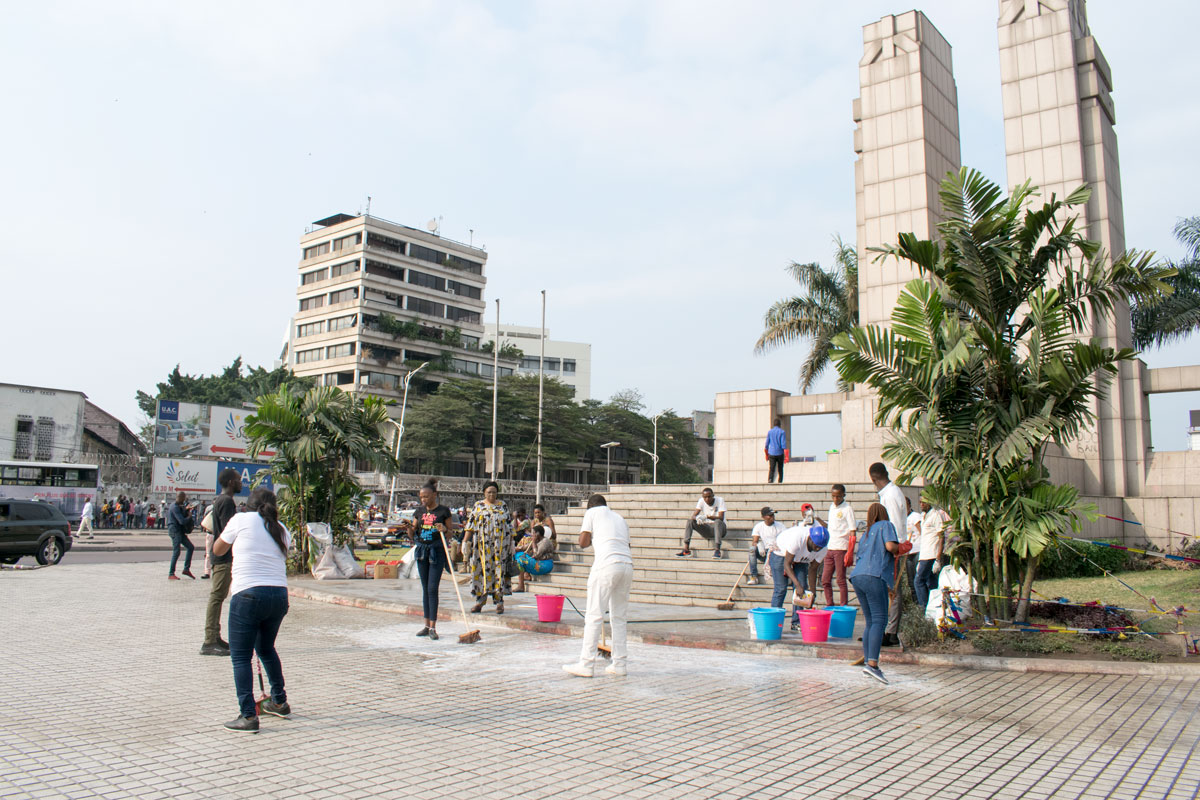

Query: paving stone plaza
[[2, 563, 1198, 799]]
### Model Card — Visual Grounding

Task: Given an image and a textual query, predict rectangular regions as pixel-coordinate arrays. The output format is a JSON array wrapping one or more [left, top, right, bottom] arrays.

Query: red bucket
[[797, 609, 833, 643], [536, 594, 565, 622]]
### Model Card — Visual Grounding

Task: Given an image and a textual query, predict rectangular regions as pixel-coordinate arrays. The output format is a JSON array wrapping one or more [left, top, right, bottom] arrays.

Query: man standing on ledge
[[201, 468, 242, 656], [870, 462, 908, 648], [764, 418, 788, 483], [564, 494, 633, 678]]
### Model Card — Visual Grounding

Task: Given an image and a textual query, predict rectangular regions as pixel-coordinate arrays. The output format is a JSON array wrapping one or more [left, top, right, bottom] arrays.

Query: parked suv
[[0, 499, 72, 565]]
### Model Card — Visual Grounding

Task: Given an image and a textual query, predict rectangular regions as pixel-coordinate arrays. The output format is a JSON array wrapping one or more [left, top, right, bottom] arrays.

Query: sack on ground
[[925, 564, 974, 624], [312, 547, 342, 580], [331, 545, 364, 579]]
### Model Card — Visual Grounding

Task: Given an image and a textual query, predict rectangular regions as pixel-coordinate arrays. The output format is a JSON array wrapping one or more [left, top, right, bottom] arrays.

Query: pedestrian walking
[[213, 487, 292, 733], [77, 499, 95, 539], [849, 502, 902, 684], [201, 469, 241, 656], [870, 462, 909, 648], [413, 481, 455, 640], [563, 494, 634, 678], [463, 481, 511, 614], [764, 417, 788, 483], [166, 492, 196, 580]]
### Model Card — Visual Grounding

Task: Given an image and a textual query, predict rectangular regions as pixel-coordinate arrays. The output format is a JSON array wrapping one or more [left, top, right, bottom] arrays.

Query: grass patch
[[1094, 641, 1162, 662], [1009, 635, 1075, 655], [354, 546, 410, 565], [1034, 570, 1200, 612]]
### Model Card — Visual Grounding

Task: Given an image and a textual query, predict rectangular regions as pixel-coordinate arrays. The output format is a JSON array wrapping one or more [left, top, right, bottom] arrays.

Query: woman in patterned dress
[[463, 481, 512, 614]]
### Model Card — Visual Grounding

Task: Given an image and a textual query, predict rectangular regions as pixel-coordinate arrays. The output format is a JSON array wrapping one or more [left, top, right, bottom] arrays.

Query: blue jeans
[[914, 559, 938, 612], [851, 574, 889, 665], [229, 586, 289, 720], [769, 552, 808, 608], [414, 541, 445, 622], [747, 545, 766, 578], [168, 531, 194, 575]]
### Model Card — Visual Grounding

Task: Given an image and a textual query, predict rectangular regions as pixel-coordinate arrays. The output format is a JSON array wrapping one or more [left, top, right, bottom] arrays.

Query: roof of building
[[313, 213, 358, 227]]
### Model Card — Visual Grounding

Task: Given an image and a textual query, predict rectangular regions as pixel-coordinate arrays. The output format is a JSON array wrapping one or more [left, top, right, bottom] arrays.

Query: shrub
[[900, 603, 940, 648], [1036, 538, 1130, 579]]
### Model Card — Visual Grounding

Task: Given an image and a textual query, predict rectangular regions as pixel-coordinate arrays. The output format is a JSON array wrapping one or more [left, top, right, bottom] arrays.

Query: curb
[[286, 584, 1198, 678]]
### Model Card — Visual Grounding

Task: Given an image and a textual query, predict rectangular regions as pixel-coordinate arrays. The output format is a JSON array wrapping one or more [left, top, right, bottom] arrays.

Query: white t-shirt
[[220, 511, 292, 596], [920, 508, 951, 560], [906, 511, 923, 550], [877, 482, 908, 539], [81, 501, 94, 519], [580, 506, 633, 569], [776, 524, 828, 564], [695, 496, 726, 520], [752, 520, 785, 555], [826, 502, 856, 550]]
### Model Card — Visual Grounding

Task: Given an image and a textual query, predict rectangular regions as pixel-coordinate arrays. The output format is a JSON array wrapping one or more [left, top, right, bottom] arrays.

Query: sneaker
[[200, 642, 231, 656], [260, 699, 291, 718], [882, 633, 901, 648], [416, 627, 430, 637], [428, 628, 439, 641], [201, 573, 211, 580], [863, 665, 889, 685], [674, 549, 692, 558], [747, 576, 760, 586], [223, 715, 259, 733], [605, 664, 627, 676], [168, 574, 180, 581], [562, 663, 595, 678], [182, 569, 196, 579], [712, 550, 722, 559], [219, 638, 229, 649]]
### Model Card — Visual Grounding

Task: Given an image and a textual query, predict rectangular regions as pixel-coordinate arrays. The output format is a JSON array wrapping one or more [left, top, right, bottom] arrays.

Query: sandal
[[470, 603, 483, 614]]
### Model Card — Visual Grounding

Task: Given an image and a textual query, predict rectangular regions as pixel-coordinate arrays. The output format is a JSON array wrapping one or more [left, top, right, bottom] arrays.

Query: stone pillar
[[714, 389, 789, 484], [998, 0, 1143, 496]]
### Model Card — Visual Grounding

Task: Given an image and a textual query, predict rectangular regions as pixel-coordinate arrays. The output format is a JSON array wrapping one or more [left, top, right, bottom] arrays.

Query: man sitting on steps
[[678, 487, 726, 559], [747, 507, 784, 585]]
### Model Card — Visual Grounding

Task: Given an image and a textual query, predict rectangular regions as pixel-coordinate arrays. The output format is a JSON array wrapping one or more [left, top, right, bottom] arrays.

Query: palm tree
[[830, 168, 1172, 622], [754, 236, 858, 394], [1131, 216, 1200, 349]]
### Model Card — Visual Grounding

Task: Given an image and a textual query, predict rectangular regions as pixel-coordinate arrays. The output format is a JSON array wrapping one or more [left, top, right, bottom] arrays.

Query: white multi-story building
[[482, 323, 592, 401], [288, 213, 515, 403]]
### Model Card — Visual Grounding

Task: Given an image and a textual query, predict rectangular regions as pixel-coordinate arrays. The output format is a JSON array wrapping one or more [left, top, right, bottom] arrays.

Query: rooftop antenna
[[469, 228, 474, 247], [366, 195, 372, 217], [426, 216, 442, 236]]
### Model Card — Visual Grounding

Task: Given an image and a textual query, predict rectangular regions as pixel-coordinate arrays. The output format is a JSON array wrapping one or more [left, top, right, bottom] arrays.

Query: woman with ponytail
[[212, 487, 292, 733]]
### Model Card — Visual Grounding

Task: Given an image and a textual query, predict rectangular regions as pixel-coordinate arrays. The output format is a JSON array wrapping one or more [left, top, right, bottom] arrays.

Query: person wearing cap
[[773, 514, 829, 611], [747, 507, 785, 586]]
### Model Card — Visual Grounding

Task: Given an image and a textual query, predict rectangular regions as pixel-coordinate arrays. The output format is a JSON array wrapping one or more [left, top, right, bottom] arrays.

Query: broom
[[716, 563, 750, 611], [253, 656, 269, 715], [598, 614, 612, 660], [439, 527, 480, 644]]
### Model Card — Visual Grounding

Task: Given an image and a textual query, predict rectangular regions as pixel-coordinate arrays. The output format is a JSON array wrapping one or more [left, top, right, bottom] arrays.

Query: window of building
[[301, 268, 328, 285], [303, 241, 330, 259], [296, 321, 325, 338], [461, 334, 480, 349], [520, 356, 540, 370], [365, 259, 405, 283], [367, 232, 406, 255], [480, 364, 493, 378], [562, 358, 576, 374], [408, 243, 444, 265], [326, 343, 355, 359], [328, 314, 357, 332], [499, 367, 513, 377], [451, 359, 479, 375], [359, 372, 399, 390], [364, 288, 402, 307], [447, 280, 482, 300], [545, 358, 561, 371], [13, 417, 32, 460], [333, 232, 362, 251], [445, 254, 483, 274], [331, 259, 360, 277], [295, 348, 324, 364], [299, 295, 325, 311], [35, 418, 54, 461], [406, 296, 444, 318], [407, 269, 446, 292], [329, 287, 359, 305], [445, 306, 480, 324], [324, 371, 354, 386]]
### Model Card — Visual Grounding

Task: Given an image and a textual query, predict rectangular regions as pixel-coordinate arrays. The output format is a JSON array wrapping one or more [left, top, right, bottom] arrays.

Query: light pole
[[387, 361, 427, 519], [638, 447, 660, 485], [651, 412, 664, 485], [490, 298, 500, 479], [600, 441, 620, 487], [535, 290, 546, 504]]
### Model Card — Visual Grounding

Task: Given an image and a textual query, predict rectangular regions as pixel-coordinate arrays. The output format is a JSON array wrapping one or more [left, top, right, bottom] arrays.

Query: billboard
[[154, 400, 273, 459], [216, 460, 274, 498], [152, 458, 275, 497]]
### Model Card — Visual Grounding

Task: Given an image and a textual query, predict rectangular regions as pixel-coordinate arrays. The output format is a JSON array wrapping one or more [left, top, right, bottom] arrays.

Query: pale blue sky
[[3, 1, 1197, 454]]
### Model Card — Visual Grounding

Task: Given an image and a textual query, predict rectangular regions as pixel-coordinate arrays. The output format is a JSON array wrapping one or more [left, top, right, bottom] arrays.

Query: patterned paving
[[1, 562, 1197, 799]]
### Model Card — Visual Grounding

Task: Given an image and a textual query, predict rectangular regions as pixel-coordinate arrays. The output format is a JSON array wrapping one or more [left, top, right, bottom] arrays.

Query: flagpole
[[535, 290, 546, 505], [491, 298, 500, 479]]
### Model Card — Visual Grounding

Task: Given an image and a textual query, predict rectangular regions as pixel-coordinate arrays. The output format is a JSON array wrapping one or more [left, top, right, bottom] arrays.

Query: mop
[[716, 564, 750, 610], [440, 528, 481, 644]]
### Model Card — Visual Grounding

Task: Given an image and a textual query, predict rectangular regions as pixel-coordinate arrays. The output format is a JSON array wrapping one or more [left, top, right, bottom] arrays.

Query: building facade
[[482, 323, 592, 401], [0, 383, 87, 463], [288, 213, 515, 405]]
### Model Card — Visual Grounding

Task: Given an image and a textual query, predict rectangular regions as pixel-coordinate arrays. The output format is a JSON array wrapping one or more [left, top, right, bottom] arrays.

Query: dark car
[[0, 499, 73, 565]]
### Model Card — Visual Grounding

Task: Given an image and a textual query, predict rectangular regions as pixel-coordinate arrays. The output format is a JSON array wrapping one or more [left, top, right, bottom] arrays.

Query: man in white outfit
[[77, 499, 95, 539], [871, 462, 909, 647], [564, 494, 634, 678]]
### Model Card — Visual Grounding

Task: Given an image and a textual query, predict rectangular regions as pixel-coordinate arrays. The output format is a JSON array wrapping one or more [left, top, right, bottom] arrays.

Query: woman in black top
[[414, 481, 455, 640]]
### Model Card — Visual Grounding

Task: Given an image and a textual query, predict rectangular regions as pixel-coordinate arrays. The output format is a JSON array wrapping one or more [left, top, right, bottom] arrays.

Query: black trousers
[[767, 455, 784, 483]]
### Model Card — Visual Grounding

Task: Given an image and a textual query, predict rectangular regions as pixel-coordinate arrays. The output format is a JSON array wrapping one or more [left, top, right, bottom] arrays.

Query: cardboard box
[[373, 562, 399, 580]]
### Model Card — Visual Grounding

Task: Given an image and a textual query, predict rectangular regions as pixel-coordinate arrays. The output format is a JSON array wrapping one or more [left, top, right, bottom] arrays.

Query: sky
[[3, 1, 1198, 454]]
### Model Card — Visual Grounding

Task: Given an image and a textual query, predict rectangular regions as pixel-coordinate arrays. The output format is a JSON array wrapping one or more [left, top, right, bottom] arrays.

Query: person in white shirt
[[915, 498, 951, 611], [564, 494, 634, 678], [870, 462, 909, 647], [77, 499, 95, 538], [774, 517, 829, 611], [816, 484, 855, 606], [212, 487, 293, 733], [747, 506, 784, 586], [905, 496, 923, 594], [678, 488, 726, 559]]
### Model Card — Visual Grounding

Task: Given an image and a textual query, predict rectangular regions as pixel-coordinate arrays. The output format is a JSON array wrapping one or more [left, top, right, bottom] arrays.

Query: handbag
[[201, 507, 215, 533]]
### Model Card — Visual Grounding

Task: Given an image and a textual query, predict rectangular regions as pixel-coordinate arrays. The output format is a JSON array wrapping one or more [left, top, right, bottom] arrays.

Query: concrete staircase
[[528, 483, 884, 610]]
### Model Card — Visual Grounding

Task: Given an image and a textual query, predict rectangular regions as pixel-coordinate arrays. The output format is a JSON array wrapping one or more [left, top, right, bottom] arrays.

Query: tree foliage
[[136, 357, 310, 418], [1131, 216, 1200, 349], [755, 236, 858, 394], [831, 168, 1172, 621]]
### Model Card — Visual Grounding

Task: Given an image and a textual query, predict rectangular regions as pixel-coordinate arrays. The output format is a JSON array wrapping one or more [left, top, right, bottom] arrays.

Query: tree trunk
[[1014, 554, 1039, 623]]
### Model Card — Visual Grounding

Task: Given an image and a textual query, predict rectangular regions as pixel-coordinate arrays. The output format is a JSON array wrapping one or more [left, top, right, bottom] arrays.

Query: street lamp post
[[600, 441, 620, 487], [651, 412, 664, 485], [637, 447, 660, 485], [387, 361, 427, 519]]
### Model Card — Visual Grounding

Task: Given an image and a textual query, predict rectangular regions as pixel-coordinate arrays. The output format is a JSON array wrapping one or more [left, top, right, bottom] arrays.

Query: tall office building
[[482, 323, 592, 401], [287, 213, 514, 403]]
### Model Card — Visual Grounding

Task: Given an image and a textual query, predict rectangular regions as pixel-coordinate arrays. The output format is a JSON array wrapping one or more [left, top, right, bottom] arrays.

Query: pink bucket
[[796, 609, 833, 643], [536, 594, 565, 622]]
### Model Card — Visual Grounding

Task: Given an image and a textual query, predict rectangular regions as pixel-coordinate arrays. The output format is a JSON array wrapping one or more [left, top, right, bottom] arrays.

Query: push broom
[[716, 563, 750, 611], [439, 528, 480, 644]]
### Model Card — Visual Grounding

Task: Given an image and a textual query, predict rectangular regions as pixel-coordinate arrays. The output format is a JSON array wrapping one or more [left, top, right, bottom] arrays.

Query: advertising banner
[[208, 406, 275, 458], [151, 458, 218, 496], [154, 400, 273, 459], [216, 460, 274, 498]]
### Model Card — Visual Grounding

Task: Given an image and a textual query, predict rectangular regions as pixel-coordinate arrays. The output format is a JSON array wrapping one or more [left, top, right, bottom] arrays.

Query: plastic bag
[[926, 564, 974, 623], [398, 545, 418, 579], [312, 547, 342, 580], [331, 545, 364, 579]]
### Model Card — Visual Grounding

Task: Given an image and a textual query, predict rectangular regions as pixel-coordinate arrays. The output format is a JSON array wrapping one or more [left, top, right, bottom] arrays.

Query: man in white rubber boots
[[564, 494, 634, 678]]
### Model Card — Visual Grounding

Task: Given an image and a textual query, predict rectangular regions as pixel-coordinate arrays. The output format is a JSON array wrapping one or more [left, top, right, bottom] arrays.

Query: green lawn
[[354, 546, 411, 565], [1034, 570, 1200, 633]]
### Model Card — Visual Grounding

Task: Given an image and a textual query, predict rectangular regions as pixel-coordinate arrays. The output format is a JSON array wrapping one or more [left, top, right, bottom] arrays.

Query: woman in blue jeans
[[212, 487, 292, 733], [413, 481, 455, 640], [849, 502, 903, 685]]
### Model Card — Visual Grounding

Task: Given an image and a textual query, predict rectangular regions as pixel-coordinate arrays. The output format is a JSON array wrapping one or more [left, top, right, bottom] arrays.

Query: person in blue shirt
[[849, 502, 910, 684], [764, 418, 788, 483]]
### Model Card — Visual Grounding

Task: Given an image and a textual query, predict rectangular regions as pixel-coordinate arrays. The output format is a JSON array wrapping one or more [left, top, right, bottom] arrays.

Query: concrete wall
[[0, 383, 87, 463]]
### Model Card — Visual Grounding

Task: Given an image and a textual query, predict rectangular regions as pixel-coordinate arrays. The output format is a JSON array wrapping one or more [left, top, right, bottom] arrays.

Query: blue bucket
[[823, 605, 858, 638], [749, 607, 787, 641]]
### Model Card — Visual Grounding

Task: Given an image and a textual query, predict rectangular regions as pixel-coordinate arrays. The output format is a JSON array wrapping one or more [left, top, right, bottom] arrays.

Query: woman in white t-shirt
[[212, 487, 292, 734]]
